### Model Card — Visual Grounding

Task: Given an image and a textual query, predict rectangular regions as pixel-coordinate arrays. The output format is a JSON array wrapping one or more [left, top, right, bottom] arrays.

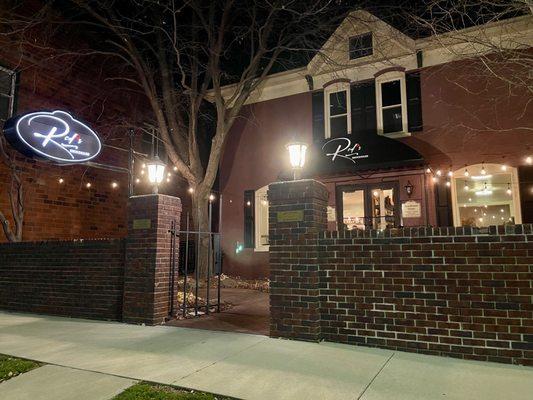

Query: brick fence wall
[[268, 179, 533, 366], [0, 239, 125, 320], [319, 226, 532, 366]]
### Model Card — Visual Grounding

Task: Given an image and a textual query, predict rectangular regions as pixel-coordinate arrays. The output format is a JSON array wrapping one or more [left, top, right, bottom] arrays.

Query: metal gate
[[168, 219, 222, 319]]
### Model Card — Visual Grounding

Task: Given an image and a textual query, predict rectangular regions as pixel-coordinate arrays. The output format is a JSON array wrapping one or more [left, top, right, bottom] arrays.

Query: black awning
[[307, 133, 424, 177]]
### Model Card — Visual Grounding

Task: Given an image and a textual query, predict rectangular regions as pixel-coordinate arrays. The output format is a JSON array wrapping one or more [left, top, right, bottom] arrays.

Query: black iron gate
[[168, 219, 222, 319]]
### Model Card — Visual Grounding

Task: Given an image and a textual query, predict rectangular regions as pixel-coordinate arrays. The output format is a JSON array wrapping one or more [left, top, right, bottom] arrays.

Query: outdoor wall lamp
[[147, 155, 166, 194], [404, 180, 414, 197], [286, 141, 307, 180]]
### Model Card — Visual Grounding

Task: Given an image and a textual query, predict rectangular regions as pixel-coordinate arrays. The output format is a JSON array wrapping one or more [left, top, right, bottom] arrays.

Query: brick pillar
[[123, 194, 181, 325], [268, 179, 328, 341]]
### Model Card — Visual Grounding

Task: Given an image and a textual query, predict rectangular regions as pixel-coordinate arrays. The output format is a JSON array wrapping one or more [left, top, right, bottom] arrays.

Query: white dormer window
[[375, 70, 409, 138], [324, 82, 351, 138], [349, 32, 373, 60]]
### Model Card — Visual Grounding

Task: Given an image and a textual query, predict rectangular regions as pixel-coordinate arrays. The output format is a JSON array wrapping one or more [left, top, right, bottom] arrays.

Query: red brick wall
[[0, 239, 125, 320], [220, 92, 313, 278], [268, 180, 533, 365], [319, 225, 533, 366], [0, 35, 140, 243]]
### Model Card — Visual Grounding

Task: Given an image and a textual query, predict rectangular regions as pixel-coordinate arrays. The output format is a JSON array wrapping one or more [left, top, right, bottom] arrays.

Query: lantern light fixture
[[404, 181, 414, 197], [286, 141, 307, 180], [147, 155, 166, 194]]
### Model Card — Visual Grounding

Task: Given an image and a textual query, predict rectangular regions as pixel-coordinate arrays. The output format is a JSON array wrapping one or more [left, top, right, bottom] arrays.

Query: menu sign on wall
[[3, 110, 102, 164], [402, 200, 421, 218]]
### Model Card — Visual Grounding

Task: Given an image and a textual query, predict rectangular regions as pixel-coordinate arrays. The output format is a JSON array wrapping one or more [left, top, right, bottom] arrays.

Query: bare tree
[[0, 136, 23, 242], [44, 0, 347, 276], [407, 1, 532, 94]]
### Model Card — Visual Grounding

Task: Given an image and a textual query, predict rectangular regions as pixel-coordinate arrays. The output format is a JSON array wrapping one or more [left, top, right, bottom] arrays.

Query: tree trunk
[[191, 186, 211, 279]]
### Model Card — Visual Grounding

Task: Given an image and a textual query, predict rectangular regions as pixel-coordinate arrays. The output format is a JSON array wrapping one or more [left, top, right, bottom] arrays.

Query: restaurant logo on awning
[[322, 137, 369, 164], [2, 110, 102, 163]]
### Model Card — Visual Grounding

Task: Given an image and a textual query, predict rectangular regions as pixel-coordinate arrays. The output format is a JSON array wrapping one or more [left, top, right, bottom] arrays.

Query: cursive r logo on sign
[[322, 137, 369, 164]]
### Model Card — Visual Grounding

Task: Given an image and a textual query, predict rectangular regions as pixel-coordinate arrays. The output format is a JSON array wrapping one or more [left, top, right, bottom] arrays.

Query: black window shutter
[[244, 190, 255, 248], [406, 72, 423, 132], [518, 166, 533, 223], [312, 91, 325, 142], [351, 80, 376, 137], [435, 182, 452, 227]]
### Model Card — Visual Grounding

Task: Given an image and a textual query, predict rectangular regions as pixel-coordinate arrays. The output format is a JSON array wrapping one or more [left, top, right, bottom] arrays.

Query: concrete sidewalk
[[0, 311, 531, 400]]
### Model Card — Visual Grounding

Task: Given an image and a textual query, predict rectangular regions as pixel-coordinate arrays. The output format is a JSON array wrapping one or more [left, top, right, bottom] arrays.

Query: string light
[[246, 200, 251, 206], [188, 187, 194, 194], [142, 163, 146, 168], [173, 166, 178, 171], [167, 172, 171, 177], [506, 183, 512, 195], [86, 182, 92, 188], [446, 180, 451, 187], [166, 177, 170, 182], [436, 170, 442, 176], [111, 182, 118, 189], [464, 182, 469, 191], [447, 169, 453, 177], [135, 178, 140, 184], [141, 170, 145, 175], [58, 178, 64, 184], [464, 168, 469, 177], [425, 167, 431, 174], [480, 163, 486, 175], [209, 194, 216, 202], [432, 176, 438, 183], [501, 164, 507, 171], [526, 156, 532, 165]]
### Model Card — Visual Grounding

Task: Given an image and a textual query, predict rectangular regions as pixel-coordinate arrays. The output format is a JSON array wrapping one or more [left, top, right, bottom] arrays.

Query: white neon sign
[[322, 137, 369, 164], [3, 110, 101, 163]]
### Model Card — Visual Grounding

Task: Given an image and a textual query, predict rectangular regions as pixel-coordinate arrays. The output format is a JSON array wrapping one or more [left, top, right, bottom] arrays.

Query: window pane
[[382, 106, 403, 133], [0, 96, 10, 122], [342, 190, 365, 230], [349, 33, 373, 60], [381, 80, 401, 107], [371, 188, 396, 229], [330, 115, 347, 138], [0, 71, 13, 95], [455, 172, 516, 227], [329, 91, 347, 116]]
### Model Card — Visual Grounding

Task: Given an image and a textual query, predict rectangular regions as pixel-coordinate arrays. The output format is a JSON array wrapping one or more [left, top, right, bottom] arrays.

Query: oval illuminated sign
[[3, 110, 102, 163]]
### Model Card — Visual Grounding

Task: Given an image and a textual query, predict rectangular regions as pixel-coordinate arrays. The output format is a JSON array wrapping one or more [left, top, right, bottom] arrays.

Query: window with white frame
[[451, 163, 522, 227], [324, 82, 351, 138], [375, 71, 408, 137], [0, 66, 16, 123], [254, 185, 269, 251]]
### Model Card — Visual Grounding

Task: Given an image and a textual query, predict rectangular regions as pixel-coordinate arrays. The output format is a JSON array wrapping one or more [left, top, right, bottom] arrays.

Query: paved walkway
[[0, 311, 532, 400], [166, 288, 270, 335]]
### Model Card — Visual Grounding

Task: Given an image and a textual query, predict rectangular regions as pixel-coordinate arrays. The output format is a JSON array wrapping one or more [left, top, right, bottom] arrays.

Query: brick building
[[219, 12, 533, 279], [0, 34, 188, 242]]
